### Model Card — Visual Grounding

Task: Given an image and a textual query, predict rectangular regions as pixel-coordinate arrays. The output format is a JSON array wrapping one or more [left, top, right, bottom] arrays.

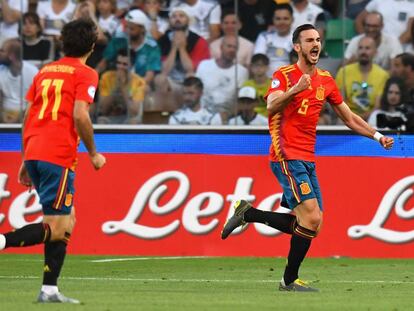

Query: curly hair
[[61, 18, 98, 57]]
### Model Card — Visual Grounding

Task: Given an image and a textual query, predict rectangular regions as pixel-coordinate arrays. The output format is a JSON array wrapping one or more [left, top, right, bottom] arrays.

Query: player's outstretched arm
[[332, 102, 394, 150], [267, 74, 311, 115], [73, 100, 106, 170]]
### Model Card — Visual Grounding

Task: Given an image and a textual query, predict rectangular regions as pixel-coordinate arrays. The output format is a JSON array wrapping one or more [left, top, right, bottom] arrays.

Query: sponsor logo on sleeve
[[271, 79, 280, 89], [88, 86, 96, 99]]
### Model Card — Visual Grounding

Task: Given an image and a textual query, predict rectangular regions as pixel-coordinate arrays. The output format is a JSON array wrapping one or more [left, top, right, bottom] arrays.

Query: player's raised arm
[[332, 102, 394, 150], [73, 100, 106, 170], [267, 74, 311, 115]]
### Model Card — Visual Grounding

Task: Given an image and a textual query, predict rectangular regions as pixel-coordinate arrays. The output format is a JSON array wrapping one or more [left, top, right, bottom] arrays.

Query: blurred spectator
[[0, 39, 38, 123], [37, 0, 76, 38], [404, 18, 414, 54], [242, 53, 271, 117], [291, 0, 327, 35], [144, 0, 169, 40], [228, 86, 267, 125], [238, 0, 278, 42], [0, 0, 28, 46], [97, 0, 119, 37], [210, 9, 254, 68], [390, 53, 414, 103], [98, 9, 161, 85], [368, 77, 407, 129], [344, 11, 402, 70], [336, 36, 389, 121], [355, 0, 414, 44], [168, 76, 222, 125], [254, 3, 293, 77], [154, 7, 210, 102], [97, 49, 146, 124], [169, 0, 221, 42], [320, 0, 340, 18], [196, 35, 249, 120], [346, 0, 370, 20], [21, 12, 55, 69], [115, 0, 134, 18], [73, 0, 109, 68]]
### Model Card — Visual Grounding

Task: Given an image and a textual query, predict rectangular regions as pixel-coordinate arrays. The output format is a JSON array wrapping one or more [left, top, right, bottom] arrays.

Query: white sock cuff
[[41, 285, 59, 295], [0, 234, 5, 250]]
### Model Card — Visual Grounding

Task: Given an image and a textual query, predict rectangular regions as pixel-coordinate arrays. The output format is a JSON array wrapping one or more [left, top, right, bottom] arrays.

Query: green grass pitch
[[0, 254, 413, 310]]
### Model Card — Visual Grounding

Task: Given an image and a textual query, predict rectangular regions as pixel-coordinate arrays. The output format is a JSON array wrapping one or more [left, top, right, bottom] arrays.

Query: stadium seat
[[324, 18, 355, 58]]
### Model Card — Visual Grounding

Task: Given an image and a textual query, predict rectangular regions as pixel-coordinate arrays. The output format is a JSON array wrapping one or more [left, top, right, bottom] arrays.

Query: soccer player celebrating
[[221, 24, 394, 292], [0, 18, 106, 303]]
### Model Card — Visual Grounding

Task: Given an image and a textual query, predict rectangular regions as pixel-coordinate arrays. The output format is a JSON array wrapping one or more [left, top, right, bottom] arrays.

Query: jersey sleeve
[[263, 70, 287, 101], [74, 67, 98, 104], [327, 77, 343, 106]]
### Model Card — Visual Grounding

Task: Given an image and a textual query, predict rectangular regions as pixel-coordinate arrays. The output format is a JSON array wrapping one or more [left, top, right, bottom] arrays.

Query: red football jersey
[[264, 64, 343, 162], [24, 57, 98, 169]]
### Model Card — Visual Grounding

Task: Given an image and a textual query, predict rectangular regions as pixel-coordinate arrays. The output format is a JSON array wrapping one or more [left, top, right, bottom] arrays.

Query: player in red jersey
[[0, 18, 106, 303], [222, 24, 394, 292]]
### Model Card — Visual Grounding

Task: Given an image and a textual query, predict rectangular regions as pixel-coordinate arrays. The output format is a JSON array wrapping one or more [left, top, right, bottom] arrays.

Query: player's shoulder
[[278, 64, 296, 73], [316, 67, 332, 78]]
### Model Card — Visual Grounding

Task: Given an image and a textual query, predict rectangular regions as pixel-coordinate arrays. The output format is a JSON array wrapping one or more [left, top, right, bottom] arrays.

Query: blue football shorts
[[25, 160, 75, 215], [270, 160, 323, 211]]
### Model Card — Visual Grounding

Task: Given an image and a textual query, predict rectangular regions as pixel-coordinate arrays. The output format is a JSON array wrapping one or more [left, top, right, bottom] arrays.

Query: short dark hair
[[274, 3, 293, 16], [61, 18, 97, 57], [22, 12, 42, 37], [221, 8, 236, 22], [117, 48, 128, 57], [183, 76, 203, 90], [292, 24, 316, 44], [396, 52, 414, 71], [251, 53, 269, 65]]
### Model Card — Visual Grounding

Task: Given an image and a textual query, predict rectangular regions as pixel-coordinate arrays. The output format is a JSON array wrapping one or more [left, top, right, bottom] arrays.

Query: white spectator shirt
[[227, 114, 268, 125], [98, 14, 119, 36], [210, 36, 254, 67], [0, 0, 28, 43], [196, 59, 249, 113], [169, 106, 222, 125], [292, 2, 324, 30], [344, 33, 403, 69], [0, 61, 38, 111], [365, 0, 414, 37], [37, 0, 76, 36], [254, 30, 293, 77], [171, 0, 221, 40]]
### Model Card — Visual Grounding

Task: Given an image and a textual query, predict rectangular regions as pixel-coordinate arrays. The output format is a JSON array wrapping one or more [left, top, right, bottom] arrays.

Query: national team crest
[[316, 86, 325, 101], [300, 183, 311, 195], [65, 193, 73, 207]]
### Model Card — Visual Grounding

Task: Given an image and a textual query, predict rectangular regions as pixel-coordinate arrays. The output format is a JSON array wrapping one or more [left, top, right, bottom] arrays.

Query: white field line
[[90, 256, 209, 263], [0, 275, 413, 285]]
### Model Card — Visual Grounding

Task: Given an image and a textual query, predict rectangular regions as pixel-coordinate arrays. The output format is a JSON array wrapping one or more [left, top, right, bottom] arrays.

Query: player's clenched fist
[[293, 74, 311, 93], [90, 153, 106, 170], [380, 136, 394, 150]]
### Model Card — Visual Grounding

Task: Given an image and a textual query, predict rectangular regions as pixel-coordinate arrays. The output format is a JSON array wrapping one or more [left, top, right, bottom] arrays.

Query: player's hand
[[293, 74, 311, 94], [90, 153, 106, 170], [18, 162, 32, 187], [380, 136, 394, 150]]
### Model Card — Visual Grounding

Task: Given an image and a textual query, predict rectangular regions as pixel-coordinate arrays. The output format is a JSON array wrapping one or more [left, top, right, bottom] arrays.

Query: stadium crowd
[[0, 0, 414, 128]]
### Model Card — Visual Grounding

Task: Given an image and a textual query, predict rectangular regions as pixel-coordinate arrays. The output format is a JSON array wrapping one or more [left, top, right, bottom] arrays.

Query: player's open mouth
[[310, 49, 319, 57]]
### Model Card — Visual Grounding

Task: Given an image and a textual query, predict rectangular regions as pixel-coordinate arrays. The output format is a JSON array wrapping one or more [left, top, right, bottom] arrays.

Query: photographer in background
[[368, 77, 414, 132]]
